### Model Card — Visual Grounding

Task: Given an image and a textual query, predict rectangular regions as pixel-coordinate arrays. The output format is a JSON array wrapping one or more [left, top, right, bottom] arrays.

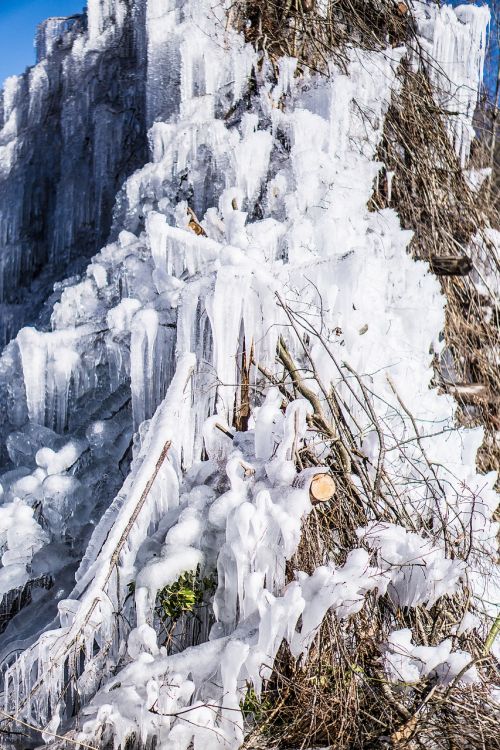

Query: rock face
[[0, 1, 148, 346]]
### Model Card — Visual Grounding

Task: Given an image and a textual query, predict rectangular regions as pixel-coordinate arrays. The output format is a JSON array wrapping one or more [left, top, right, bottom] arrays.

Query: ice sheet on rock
[[17, 326, 93, 430], [0, 0, 148, 345], [414, 1, 489, 165], [87, 0, 127, 45], [3, 355, 196, 724], [6, 424, 60, 468]]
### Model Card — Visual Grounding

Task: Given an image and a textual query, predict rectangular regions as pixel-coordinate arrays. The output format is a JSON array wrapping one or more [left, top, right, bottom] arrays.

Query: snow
[[0, 0, 497, 747], [384, 628, 479, 686], [359, 522, 466, 609]]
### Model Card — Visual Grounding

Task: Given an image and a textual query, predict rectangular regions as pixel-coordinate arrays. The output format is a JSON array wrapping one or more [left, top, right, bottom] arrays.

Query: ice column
[[130, 309, 175, 429]]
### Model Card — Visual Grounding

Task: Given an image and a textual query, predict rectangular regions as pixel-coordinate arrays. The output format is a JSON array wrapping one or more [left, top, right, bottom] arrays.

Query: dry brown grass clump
[[239, 324, 499, 750], [371, 66, 500, 477], [229, 0, 414, 74], [243, 497, 500, 750]]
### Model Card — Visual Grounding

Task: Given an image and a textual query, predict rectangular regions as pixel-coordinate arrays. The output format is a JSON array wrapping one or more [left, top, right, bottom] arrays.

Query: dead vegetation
[[228, 0, 499, 479], [371, 65, 500, 477], [222, 3, 500, 747], [239, 302, 500, 750], [229, 0, 415, 74]]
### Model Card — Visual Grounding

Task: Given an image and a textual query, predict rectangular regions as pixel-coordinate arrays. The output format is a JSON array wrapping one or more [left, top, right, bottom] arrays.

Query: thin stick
[[215, 422, 235, 440]]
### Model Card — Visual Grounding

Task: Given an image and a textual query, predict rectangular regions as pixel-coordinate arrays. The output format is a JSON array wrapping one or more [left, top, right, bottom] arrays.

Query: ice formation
[[0, 0, 497, 748], [383, 628, 479, 686], [0, 0, 148, 345], [414, 1, 490, 165]]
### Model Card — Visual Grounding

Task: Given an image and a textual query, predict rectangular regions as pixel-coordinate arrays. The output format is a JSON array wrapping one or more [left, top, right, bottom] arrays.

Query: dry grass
[[229, 0, 414, 75], [242, 504, 500, 749], [230, 0, 499, 478], [231, 1, 500, 746], [240, 316, 499, 749], [371, 66, 500, 478]]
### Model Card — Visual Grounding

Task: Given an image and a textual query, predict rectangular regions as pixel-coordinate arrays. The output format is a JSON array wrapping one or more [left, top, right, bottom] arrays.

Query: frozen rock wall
[[0, 1, 148, 346]]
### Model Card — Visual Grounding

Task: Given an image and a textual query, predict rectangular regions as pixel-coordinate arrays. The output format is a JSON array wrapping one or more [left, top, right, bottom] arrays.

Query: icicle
[[386, 170, 394, 204], [130, 308, 175, 430], [16, 328, 49, 426], [415, 3, 490, 166], [328, 74, 352, 161], [271, 57, 298, 104], [17, 327, 89, 430], [147, 212, 220, 279], [3, 355, 195, 722]]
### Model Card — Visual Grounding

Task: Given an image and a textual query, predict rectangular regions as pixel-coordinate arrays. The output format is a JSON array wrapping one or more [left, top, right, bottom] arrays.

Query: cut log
[[293, 467, 336, 504], [429, 255, 472, 276], [310, 473, 336, 503]]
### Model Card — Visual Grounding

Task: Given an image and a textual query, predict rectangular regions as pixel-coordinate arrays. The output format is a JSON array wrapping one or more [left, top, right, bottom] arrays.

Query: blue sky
[[0, 0, 83, 88]]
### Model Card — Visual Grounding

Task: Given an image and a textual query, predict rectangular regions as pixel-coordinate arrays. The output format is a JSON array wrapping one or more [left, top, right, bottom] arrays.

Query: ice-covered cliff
[[0, 1, 498, 748], [0, 0, 149, 346]]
